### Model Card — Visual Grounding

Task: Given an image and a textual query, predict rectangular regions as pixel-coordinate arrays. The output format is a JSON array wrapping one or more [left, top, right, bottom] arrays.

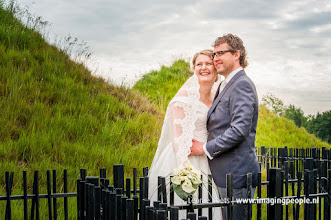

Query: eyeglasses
[[211, 50, 237, 59]]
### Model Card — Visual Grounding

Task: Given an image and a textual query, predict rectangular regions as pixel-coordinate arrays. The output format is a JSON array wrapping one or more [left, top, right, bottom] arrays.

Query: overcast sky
[[15, 0, 331, 115]]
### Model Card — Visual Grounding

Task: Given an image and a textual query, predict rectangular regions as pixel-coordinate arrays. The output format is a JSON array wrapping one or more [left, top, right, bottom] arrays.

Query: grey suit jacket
[[206, 70, 260, 188]]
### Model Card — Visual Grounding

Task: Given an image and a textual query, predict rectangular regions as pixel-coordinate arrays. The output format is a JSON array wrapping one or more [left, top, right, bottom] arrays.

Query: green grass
[[133, 59, 192, 111]]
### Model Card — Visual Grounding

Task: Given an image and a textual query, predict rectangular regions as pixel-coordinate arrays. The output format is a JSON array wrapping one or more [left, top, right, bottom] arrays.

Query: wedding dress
[[148, 74, 222, 219]]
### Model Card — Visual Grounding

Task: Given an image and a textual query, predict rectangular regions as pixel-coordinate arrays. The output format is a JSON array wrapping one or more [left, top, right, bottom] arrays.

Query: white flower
[[182, 177, 196, 193], [191, 174, 202, 185], [171, 160, 203, 201], [171, 175, 184, 185], [191, 167, 201, 177]]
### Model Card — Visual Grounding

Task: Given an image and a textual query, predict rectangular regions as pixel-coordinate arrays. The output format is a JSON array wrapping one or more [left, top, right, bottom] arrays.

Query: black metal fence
[[1, 146, 331, 219], [1, 169, 76, 220]]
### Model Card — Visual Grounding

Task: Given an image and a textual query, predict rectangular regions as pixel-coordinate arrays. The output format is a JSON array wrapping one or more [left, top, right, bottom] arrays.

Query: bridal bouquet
[[170, 160, 202, 201]]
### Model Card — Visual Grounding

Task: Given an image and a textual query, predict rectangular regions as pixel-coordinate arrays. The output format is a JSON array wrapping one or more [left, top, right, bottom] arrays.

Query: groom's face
[[213, 43, 238, 77]]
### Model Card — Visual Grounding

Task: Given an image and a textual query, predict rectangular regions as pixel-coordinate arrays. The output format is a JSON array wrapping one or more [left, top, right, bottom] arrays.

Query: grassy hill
[[0, 2, 162, 218], [133, 61, 331, 149]]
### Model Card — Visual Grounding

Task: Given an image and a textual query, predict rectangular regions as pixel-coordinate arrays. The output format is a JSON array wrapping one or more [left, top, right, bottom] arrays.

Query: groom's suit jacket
[[206, 69, 260, 189]]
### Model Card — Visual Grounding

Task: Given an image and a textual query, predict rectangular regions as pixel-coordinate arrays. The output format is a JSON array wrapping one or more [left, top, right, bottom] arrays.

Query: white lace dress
[[148, 99, 222, 219]]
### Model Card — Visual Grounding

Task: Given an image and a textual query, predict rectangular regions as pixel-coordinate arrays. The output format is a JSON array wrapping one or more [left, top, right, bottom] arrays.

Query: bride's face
[[194, 55, 217, 83]]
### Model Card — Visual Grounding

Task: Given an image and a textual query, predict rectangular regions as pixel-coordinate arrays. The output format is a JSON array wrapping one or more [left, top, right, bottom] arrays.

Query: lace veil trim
[[150, 73, 221, 168]]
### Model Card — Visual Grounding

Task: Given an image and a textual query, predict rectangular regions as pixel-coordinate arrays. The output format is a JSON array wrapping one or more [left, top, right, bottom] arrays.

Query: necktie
[[213, 80, 226, 101]]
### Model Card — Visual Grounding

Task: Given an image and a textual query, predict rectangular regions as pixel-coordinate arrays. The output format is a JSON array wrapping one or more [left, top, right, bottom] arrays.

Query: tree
[[306, 111, 331, 143], [262, 93, 331, 143], [283, 104, 307, 127], [261, 93, 285, 116]]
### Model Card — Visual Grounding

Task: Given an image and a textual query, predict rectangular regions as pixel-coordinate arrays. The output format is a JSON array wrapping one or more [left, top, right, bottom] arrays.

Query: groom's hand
[[189, 139, 205, 156]]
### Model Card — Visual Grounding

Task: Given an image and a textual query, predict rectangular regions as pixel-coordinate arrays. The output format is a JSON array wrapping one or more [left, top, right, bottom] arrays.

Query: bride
[[148, 49, 222, 219]]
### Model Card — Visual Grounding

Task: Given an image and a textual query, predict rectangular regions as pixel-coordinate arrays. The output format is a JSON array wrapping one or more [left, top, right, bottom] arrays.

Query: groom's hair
[[212, 34, 248, 68]]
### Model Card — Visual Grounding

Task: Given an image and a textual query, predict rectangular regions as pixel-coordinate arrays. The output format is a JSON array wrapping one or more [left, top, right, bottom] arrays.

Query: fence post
[[142, 199, 150, 220], [31, 170, 40, 220], [157, 176, 162, 202], [187, 212, 196, 220], [269, 168, 282, 220], [261, 145, 265, 165], [53, 169, 58, 220], [324, 165, 330, 220], [114, 164, 125, 190], [208, 174, 213, 220], [133, 168, 137, 196], [304, 169, 315, 220], [159, 203, 167, 215], [133, 195, 139, 220], [296, 171, 302, 220], [156, 210, 166, 220], [64, 169, 68, 220], [46, 170, 53, 220], [86, 183, 95, 220], [284, 161, 289, 220], [126, 199, 134, 220], [109, 191, 117, 220], [247, 173, 252, 220], [170, 207, 179, 220], [121, 196, 127, 220], [126, 178, 131, 199], [145, 206, 155, 220], [170, 176, 174, 206], [95, 186, 101, 220], [226, 173, 233, 220], [23, 171, 28, 220], [257, 172, 261, 220], [140, 177, 145, 212], [5, 171, 13, 220], [116, 194, 123, 220], [160, 177, 167, 204], [326, 169, 331, 220], [289, 160, 296, 218], [278, 148, 284, 169]]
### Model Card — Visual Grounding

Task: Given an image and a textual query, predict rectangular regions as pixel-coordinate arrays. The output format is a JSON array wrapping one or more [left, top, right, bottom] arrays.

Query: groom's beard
[[215, 62, 235, 77]]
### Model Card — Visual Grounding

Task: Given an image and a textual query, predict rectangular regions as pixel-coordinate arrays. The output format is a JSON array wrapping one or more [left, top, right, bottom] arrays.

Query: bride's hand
[[189, 139, 205, 156]]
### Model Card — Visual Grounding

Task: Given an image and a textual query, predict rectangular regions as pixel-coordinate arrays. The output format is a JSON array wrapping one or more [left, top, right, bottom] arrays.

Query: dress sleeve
[[168, 98, 197, 165]]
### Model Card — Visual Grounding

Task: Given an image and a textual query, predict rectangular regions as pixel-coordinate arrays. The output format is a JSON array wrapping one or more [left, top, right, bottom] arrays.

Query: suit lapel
[[207, 70, 245, 120]]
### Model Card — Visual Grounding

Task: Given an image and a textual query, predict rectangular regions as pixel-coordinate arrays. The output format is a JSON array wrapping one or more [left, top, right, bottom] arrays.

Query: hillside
[[133, 61, 331, 149], [0, 3, 163, 217]]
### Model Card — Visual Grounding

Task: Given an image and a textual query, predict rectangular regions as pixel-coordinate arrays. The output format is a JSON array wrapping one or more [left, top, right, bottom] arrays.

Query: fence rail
[[1, 146, 331, 219]]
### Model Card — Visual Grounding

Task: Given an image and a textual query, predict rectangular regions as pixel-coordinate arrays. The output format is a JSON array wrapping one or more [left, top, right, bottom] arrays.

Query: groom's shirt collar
[[223, 67, 243, 84]]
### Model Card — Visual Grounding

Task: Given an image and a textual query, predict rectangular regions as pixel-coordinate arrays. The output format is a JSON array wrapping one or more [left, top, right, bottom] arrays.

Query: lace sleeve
[[149, 74, 201, 170], [169, 97, 197, 165]]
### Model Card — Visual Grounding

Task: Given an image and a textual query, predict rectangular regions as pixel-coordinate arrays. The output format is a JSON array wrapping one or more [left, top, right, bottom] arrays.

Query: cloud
[[16, 0, 331, 114]]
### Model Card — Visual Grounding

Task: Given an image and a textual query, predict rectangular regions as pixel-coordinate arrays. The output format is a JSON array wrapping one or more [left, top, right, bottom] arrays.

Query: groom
[[190, 34, 260, 219]]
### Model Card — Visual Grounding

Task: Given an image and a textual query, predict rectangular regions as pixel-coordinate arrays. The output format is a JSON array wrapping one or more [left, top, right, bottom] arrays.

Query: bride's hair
[[192, 49, 213, 66], [191, 49, 218, 82]]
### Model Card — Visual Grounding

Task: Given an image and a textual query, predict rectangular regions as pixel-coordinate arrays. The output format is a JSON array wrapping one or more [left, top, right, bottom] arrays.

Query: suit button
[[214, 151, 221, 155]]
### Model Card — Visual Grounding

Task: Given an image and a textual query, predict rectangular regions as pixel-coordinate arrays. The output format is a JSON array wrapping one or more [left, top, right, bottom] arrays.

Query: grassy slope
[[0, 3, 162, 218], [133, 61, 331, 149], [133, 59, 192, 111]]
